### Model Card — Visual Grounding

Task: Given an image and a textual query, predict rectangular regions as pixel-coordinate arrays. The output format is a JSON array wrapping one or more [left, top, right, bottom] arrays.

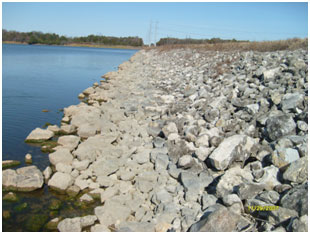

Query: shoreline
[[3, 47, 308, 232], [2, 41, 142, 50]]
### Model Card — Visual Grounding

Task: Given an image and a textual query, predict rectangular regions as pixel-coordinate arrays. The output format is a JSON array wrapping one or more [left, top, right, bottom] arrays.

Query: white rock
[[57, 217, 81, 232], [83, 86, 95, 95], [255, 165, 281, 190], [209, 135, 246, 170], [47, 125, 61, 133], [94, 200, 131, 227], [263, 67, 281, 79], [162, 122, 178, 137], [75, 178, 89, 190], [90, 224, 110, 232], [49, 148, 73, 166], [79, 193, 94, 203], [61, 116, 70, 123], [195, 146, 213, 161], [56, 162, 73, 174], [177, 155, 193, 168], [161, 95, 175, 104], [120, 171, 135, 181], [60, 124, 76, 134], [43, 166, 52, 180], [88, 182, 100, 189], [78, 93, 85, 99], [134, 149, 151, 164], [48, 172, 74, 191], [25, 153, 32, 163], [71, 169, 80, 178], [216, 165, 253, 198], [77, 123, 98, 138], [168, 133, 180, 141], [195, 134, 210, 148], [57, 135, 80, 151], [72, 159, 90, 171], [245, 104, 260, 115], [2, 166, 44, 192], [97, 175, 114, 187], [100, 186, 119, 203], [80, 215, 97, 228], [25, 127, 54, 141], [92, 158, 119, 176]]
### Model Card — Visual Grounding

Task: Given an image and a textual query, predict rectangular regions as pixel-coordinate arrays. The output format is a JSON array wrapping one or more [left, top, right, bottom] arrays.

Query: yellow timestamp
[[248, 205, 279, 211]]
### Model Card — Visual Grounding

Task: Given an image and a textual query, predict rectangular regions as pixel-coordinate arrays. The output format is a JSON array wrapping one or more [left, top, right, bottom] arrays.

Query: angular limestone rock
[[25, 128, 54, 142], [48, 172, 74, 191], [208, 135, 246, 171], [2, 165, 44, 192]]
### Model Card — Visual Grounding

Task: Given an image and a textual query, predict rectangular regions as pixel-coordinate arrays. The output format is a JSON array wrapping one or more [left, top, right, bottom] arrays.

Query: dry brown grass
[[153, 38, 308, 52]]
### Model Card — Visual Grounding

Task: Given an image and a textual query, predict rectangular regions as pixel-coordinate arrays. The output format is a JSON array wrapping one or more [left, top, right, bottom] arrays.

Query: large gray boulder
[[280, 92, 304, 111], [208, 135, 246, 171], [271, 147, 300, 169], [189, 204, 239, 232], [2, 165, 44, 192], [265, 115, 296, 141], [25, 128, 54, 142], [280, 183, 308, 216], [283, 157, 308, 183], [255, 165, 281, 190], [216, 165, 253, 198]]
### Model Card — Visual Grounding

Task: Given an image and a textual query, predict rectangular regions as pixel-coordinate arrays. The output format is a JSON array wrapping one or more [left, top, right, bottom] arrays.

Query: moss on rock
[[2, 160, 21, 169], [25, 214, 49, 231], [3, 192, 19, 202], [3, 210, 11, 219], [48, 199, 62, 211], [14, 202, 28, 212]]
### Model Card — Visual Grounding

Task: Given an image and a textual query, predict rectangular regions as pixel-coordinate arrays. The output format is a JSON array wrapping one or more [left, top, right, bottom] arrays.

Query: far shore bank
[[2, 41, 142, 50]]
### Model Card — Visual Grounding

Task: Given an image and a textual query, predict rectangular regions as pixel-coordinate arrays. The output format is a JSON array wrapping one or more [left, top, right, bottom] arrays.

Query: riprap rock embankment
[[3, 47, 308, 232]]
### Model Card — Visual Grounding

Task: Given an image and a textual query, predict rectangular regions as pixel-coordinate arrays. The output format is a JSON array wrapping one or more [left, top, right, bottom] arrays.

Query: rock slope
[[6, 47, 307, 232]]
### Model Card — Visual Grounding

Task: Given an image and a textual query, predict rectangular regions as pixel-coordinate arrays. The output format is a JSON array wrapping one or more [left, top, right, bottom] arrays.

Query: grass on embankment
[[2, 41, 142, 50], [153, 38, 308, 52]]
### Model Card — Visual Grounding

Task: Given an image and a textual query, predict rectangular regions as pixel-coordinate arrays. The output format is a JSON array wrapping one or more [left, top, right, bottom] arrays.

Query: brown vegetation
[[153, 38, 308, 52]]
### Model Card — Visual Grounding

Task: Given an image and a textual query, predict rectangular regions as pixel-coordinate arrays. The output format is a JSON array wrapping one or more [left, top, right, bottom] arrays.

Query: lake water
[[2, 44, 138, 231], [3, 44, 137, 169]]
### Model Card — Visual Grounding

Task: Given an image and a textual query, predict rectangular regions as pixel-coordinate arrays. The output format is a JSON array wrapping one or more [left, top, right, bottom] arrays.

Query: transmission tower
[[148, 20, 153, 46], [154, 21, 158, 46]]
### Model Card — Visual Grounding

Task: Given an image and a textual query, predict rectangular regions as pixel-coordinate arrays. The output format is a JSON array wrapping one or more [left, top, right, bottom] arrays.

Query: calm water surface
[[2, 44, 137, 231], [3, 44, 137, 169]]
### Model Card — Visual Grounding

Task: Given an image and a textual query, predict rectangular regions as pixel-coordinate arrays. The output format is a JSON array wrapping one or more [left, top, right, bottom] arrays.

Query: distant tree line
[[2, 29, 144, 47], [156, 37, 249, 46]]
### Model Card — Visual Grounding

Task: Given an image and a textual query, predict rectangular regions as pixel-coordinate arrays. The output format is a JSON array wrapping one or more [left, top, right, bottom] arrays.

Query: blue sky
[[2, 2, 308, 44]]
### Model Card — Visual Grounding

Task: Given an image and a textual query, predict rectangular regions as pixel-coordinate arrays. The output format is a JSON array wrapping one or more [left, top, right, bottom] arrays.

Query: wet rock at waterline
[[25, 127, 54, 142], [2, 165, 44, 192]]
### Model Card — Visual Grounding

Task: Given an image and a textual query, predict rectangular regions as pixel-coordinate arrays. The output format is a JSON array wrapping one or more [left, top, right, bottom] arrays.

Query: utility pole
[[154, 21, 158, 46]]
